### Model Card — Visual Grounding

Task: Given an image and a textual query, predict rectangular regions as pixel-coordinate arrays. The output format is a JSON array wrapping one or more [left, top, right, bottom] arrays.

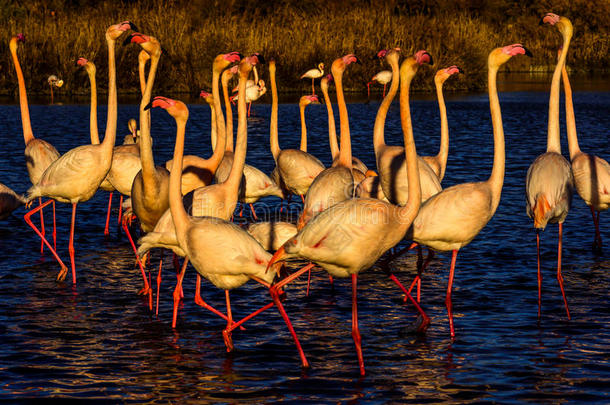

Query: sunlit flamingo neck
[[221, 68, 235, 152], [269, 59, 280, 161], [373, 49, 400, 152], [78, 58, 99, 145], [226, 59, 252, 190], [298, 96, 317, 152], [560, 52, 581, 159], [331, 56, 355, 169], [10, 35, 34, 145], [321, 74, 339, 160], [138, 50, 150, 97]]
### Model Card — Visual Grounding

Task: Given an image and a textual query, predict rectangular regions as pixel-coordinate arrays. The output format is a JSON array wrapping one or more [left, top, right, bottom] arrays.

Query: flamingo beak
[[523, 46, 533, 57], [143, 101, 153, 111], [266, 246, 287, 274]]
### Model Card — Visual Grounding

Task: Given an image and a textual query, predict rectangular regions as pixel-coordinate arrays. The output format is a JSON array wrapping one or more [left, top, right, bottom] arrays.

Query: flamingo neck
[[209, 102, 217, 151], [269, 64, 280, 160], [138, 50, 159, 179], [373, 55, 400, 155], [101, 38, 117, 153], [562, 64, 581, 160], [212, 67, 228, 158], [222, 74, 234, 152], [226, 67, 248, 191], [169, 114, 190, 249], [87, 67, 100, 145], [333, 69, 352, 169], [299, 103, 308, 152], [435, 76, 449, 181], [397, 59, 420, 225], [138, 53, 148, 96], [322, 84, 339, 161], [10, 38, 35, 145], [547, 28, 572, 154], [487, 63, 505, 212]]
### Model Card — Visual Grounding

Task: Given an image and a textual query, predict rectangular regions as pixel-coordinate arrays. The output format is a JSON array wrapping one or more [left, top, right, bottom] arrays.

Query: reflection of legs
[[121, 220, 152, 310], [104, 192, 113, 236], [590, 206, 602, 251], [24, 199, 68, 280], [537, 230, 542, 318], [67, 203, 77, 285], [405, 246, 434, 303], [156, 258, 163, 316], [557, 223, 570, 319], [351, 274, 365, 376]]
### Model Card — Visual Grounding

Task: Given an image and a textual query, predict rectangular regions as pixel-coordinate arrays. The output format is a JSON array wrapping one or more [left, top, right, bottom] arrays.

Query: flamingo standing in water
[[23, 21, 133, 284], [0, 183, 26, 220], [300, 62, 324, 94], [47, 75, 63, 104], [10, 34, 60, 254], [407, 44, 532, 338], [559, 38, 610, 252], [267, 54, 432, 376], [373, 49, 442, 206], [421, 66, 463, 182], [298, 54, 361, 230], [367, 70, 392, 98], [526, 13, 575, 320], [150, 58, 311, 368]]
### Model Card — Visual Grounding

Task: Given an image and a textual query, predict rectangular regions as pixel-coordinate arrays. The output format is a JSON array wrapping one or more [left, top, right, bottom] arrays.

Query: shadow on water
[[0, 86, 608, 402]]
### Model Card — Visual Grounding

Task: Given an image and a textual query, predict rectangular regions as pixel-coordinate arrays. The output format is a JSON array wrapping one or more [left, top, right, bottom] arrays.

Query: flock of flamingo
[[1, 13, 608, 376]]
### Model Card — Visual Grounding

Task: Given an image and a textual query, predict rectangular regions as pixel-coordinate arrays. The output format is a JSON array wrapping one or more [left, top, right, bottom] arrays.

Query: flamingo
[[300, 62, 324, 94], [247, 221, 298, 251], [526, 13, 575, 320], [10, 34, 60, 254], [199, 90, 217, 151], [320, 74, 369, 175], [298, 54, 360, 230], [47, 75, 63, 104], [269, 61, 325, 201], [373, 49, 442, 206], [150, 59, 310, 368], [0, 183, 26, 220], [23, 21, 134, 284], [122, 119, 138, 145], [421, 65, 463, 182], [121, 49, 150, 146], [355, 170, 389, 201], [367, 70, 392, 98], [560, 42, 610, 252], [267, 54, 432, 376], [406, 44, 532, 338]]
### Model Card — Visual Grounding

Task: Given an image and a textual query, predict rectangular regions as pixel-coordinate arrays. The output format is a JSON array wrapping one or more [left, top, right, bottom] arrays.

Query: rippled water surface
[[0, 91, 609, 403]]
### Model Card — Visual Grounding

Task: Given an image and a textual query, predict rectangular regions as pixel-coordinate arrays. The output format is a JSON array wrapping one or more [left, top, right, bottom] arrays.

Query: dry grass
[[1, 0, 608, 96]]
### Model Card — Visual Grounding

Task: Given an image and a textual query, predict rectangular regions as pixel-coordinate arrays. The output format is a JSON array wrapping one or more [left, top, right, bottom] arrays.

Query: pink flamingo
[[300, 62, 324, 94], [367, 70, 392, 98]]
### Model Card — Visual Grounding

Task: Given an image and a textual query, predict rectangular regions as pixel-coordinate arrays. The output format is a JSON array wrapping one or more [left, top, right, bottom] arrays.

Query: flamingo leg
[[38, 197, 46, 254], [249, 203, 258, 220], [367, 82, 371, 99], [383, 83, 387, 98], [24, 199, 68, 279], [557, 223, 571, 320], [351, 274, 365, 376], [104, 192, 113, 236], [194, 274, 241, 327], [172, 258, 189, 328], [388, 273, 430, 332], [446, 249, 458, 339], [223, 290, 235, 351], [117, 195, 123, 226], [172, 253, 184, 298], [590, 206, 602, 251], [121, 220, 152, 310], [239, 203, 243, 218], [311, 79, 315, 95], [68, 203, 77, 285], [51, 199, 56, 251], [155, 258, 163, 316], [306, 266, 312, 296], [300, 194, 305, 204], [537, 229, 542, 318], [50, 86, 53, 105], [247, 102, 252, 117]]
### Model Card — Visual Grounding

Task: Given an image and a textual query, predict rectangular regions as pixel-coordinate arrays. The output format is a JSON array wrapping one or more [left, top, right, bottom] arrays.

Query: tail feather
[[533, 194, 551, 229]]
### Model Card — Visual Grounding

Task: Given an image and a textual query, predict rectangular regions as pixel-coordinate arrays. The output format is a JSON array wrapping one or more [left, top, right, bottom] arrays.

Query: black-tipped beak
[[256, 54, 266, 64], [161, 47, 170, 57], [128, 22, 138, 31], [426, 53, 434, 65], [354, 56, 362, 65], [122, 34, 135, 45], [523, 46, 533, 57], [457, 67, 464, 74], [539, 17, 545, 26], [144, 101, 153, 111]]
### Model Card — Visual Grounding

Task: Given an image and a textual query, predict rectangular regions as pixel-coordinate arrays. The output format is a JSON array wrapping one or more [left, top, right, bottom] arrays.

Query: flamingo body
[[247, 221, 297, 251], [0, 183, 26, 220]]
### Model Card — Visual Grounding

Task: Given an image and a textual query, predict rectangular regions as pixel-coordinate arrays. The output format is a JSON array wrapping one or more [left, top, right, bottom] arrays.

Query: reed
[[1, 0, 608, 96]]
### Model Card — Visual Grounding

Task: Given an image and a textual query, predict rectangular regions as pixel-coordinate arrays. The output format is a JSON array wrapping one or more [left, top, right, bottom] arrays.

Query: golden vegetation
[[1, 0, 608, 95]]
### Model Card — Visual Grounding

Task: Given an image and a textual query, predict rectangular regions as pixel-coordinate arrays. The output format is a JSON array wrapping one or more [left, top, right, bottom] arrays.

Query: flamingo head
[[257, 79, 266, 90], [144, 96, 188, 120], [540, 12, 560, 26], [76, 57, 88, 67], [320, 74, 333, 91], [246, 52, 265, 66], [266, 238, 301, 275], [365, 169, 378, 177], [124, 33, 161, 57], [199, 90, 211, 99], [107, 21, 137, 40], [318, 62, 325, 71], [435, 65, 463, 83], [16, 33, 25, 43], [10, 34, 25, 52], [491, 44, 532, 67], [414, 50, 433, 66], [299, 94, 319, 106], [214, 51, 243, 71], [375, 47, 400, 59], [540, 13, 572, 36], [127, 118, 137, 136], [331, 54, 360, 76]]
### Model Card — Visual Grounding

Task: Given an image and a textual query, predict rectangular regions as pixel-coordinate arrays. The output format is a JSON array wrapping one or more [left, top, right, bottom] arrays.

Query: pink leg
[[311, 79, 315, 95], [557, 223, 571, 320], [39, 197, 45, 254], [249, 204, 258, 220], [351, 274, 365, 376], [156, 258, 163, 316], [172, 254, 184, 298], [300, 194, 305, 204], [329, 275, 334, 290], [388, 273, 430, 332], [24, 200, 68, 280], [172, 258, 189, 328], [446, 250, 458, 338], [68, 203, 77, 285], [223, 290, 234, 351], [239, 203, 243, 218], [306, 266, 312, 296], [537, 230, 542, 318], [590, 206, 602, 251], [104, 192, 113, 236], [51, 200, 56, 251], [117, 195, 123, 225], [194, 274, 242, 327], [121, 220, 152, 310], [383, 84, 387, 98], [247, 102, 252, 117]]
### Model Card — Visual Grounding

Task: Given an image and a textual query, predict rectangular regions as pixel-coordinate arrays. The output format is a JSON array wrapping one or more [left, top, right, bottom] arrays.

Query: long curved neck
[[487, 62, 505, 211], [207, 100, 225, 170], [299, 103, 308, 152], [333, 69, 352, 168], [86, 67, 99, 144], [209, 102, 217, 151], [169, 114, 190, 246], [139, 50, 160, 179], [10, 39, 35, 145], [397, 61, 420, 224], [373, 55, 400, 154], [322, 84, 339, 160], [211, 66, 228, 158], [221, 74, 234, 152], [269, 63, 280, 160], [435, 77, 449, 180], [547, 27, 571, 153], [138, 53, 148, 96], [226, 67, 248, 190], [562, 64, 580, 160], [101, 38, 117, 152]]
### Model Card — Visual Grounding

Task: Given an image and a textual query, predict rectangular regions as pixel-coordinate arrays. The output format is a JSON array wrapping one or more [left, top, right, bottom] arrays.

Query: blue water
[[0, 90, 609, 403]]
